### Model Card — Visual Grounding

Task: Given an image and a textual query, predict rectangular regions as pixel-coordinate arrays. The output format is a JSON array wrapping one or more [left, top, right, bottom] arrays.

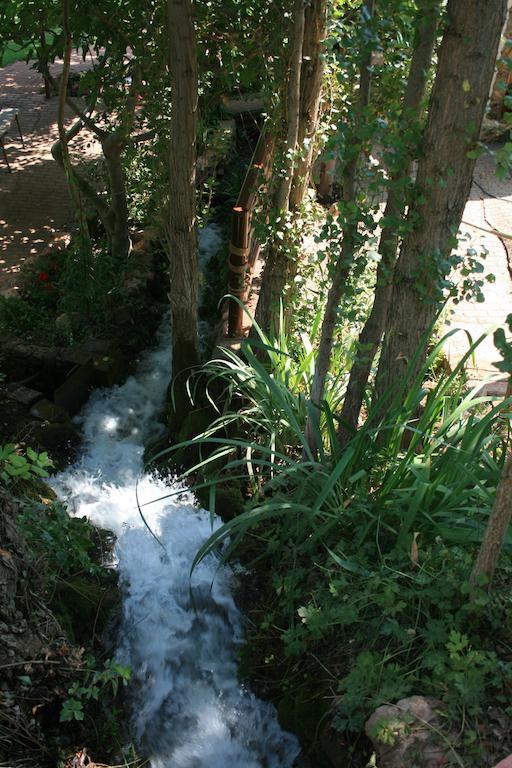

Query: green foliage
[[153, 324, 512, 761], [494, 313, 512, 376], [0, 239, 139, 345], [56, 240, 123, 331], [185, 303, 349, 461], [60, 658, 131, 722], [18, 498, 104, 580], [0, 39, 37, 67], [0, 444, 53, 485], [0, 296, 57, 341], [180, 329, 509, 559]]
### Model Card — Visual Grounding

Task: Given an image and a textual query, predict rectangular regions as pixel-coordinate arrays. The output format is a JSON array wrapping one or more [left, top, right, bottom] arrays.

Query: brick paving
[[0, 54, 101, 295]]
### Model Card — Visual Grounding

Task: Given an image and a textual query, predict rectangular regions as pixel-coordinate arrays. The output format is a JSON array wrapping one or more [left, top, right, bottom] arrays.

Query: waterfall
[[51, 227, 300, 768]]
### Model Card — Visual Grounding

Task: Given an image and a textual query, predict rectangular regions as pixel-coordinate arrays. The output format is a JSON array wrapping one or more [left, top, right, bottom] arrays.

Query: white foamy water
[[51, 228, 299, 767]]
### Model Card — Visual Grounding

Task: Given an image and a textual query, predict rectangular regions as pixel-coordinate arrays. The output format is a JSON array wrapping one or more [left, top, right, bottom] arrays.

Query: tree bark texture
[[283, 0, 328, 320], [374, 0, 506, 409], [255, 0, 306, 337], [471, 452, 512, 588], [289, 0, 327, 211], [167, 0, 199, 385], [103, 131, 131, 261], [57, 0, 91, 257], [303, 0, 375, 458], [337, 0, 439, 445]]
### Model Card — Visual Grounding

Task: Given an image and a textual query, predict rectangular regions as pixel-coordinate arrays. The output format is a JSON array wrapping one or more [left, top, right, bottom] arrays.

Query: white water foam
[[51, 228, 299, 767]]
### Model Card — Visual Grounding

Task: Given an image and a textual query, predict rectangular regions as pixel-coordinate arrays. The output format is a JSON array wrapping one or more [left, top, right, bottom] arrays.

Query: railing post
[[228, 208, 250, 337]]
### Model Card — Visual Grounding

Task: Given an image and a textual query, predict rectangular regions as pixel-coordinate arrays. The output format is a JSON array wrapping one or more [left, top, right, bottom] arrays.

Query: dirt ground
[[0, 54, 101, 296]]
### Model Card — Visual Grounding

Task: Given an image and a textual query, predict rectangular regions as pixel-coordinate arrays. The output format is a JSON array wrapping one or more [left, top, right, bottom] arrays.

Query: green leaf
[[9, 454, 27, 468]]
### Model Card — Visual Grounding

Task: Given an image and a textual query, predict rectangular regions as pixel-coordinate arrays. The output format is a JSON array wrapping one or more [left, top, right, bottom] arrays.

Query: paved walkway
[[445, 149, 512, 385], [0, 55, 101, 294]]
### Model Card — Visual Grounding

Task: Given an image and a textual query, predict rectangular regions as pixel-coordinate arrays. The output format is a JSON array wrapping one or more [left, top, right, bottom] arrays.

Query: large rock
[[494, 757, 512, 768], [365, 696, 448, 768]]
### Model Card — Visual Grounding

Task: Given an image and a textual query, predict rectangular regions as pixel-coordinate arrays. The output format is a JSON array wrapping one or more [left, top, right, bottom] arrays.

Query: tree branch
[[51, 127, 112, 229], [39, 56, 107, 139]]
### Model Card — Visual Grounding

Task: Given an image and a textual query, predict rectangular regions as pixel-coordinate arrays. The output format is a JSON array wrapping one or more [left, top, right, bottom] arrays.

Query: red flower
[[38, 271, 50, 282], [44, 283, 53, 291]]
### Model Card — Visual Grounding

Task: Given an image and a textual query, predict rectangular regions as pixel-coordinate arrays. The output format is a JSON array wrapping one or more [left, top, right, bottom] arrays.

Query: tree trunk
[[255, 0, 306, 337], [374, 0, 506, 409], [303, 0, 375, 458], [167, 0, 199, 427], [39, 32, 51, 99], [337, 0, 439, 445], [283, 0, 328, 324], [471, 452, 512, 588], [289, 0, 327, 211], [103, 131, 130, 261], [275, 0, 305, 215], [57, 0, 91, 257]]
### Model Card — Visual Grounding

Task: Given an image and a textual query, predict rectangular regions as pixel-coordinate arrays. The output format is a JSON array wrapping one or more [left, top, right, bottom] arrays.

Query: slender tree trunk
[[289, 0, 327, 211], [57, 0, 91, 256], [374, 0, 506, 408], [39, 32, 51, 99], [303, 0, 374, 458], [255, 0, 306, 336], [275, 0, 305, 214], [471, 452, 512, 588], [337, 0, 438, 446], [103, 131, 130, 261], [167, 0, 199, 399], [283, 0, 328, 323]]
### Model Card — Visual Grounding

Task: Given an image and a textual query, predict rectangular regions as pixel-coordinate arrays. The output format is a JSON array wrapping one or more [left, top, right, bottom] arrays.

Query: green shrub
[[17, 497, 103, 580], [0, 296, 56, 340], [0, 444, 53, 485]]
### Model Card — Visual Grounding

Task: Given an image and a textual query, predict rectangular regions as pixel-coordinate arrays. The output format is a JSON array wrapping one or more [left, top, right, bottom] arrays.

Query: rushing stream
[[51, 229, 299, 767]]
